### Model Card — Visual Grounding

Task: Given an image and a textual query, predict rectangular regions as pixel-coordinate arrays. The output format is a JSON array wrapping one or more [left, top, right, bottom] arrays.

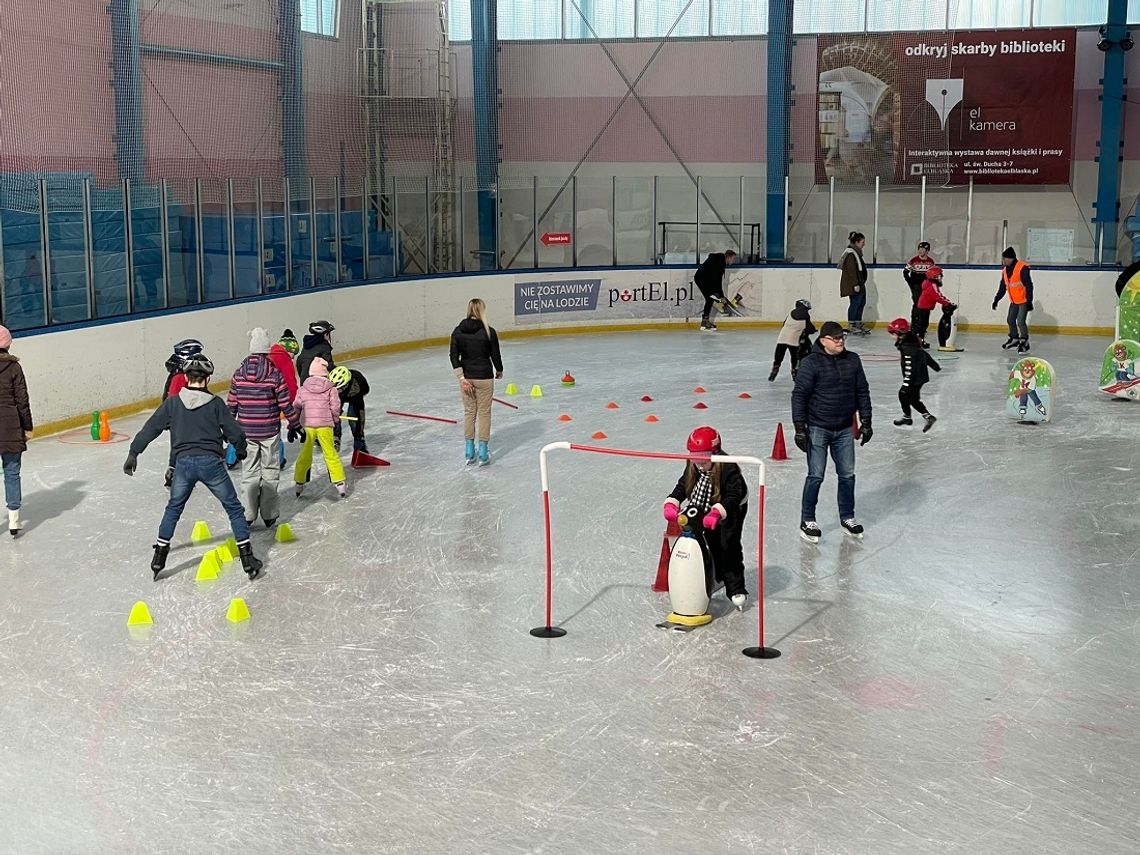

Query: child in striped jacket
[[227, 328, 302, 528]]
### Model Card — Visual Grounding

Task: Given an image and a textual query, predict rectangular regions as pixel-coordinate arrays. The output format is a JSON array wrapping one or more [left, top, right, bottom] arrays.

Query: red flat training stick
[[493, 397, 520, 410], [385, 410, 458, 425]]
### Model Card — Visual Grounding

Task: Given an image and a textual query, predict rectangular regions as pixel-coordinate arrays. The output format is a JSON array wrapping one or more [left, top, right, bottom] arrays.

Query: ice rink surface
[[1, 326, 1138, 854]]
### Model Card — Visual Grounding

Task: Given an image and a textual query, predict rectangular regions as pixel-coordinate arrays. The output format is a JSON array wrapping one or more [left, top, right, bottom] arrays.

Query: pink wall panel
[[140, 9, 277, 63], [0, 0, 117, 179], [142, 59, 281, 178]]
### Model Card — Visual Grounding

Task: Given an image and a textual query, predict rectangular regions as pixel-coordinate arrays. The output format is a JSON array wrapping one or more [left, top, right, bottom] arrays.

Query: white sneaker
[[731, 594, 747, 610]]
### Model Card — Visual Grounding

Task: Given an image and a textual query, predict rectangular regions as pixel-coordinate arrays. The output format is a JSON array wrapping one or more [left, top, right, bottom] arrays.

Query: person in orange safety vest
[[993, 246, 1034, 354]]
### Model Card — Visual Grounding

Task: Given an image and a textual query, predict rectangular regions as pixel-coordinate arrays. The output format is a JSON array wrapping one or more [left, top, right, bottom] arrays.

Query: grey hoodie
[[129, 387, 247, 461]]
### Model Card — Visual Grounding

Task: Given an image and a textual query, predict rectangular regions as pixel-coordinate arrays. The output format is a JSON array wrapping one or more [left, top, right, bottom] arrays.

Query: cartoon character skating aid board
[[1099, 339, 1140, 399], [1006, 357, 1055, 424]]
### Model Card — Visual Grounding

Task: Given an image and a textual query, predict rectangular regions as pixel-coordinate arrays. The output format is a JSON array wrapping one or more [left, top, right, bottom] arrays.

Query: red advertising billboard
[[815, 29, 1076, 186]]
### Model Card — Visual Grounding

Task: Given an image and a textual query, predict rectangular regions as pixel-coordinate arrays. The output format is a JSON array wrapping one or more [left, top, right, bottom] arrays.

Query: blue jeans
[[801, 426, 856, 523], [159, 454, 250, 543], [847, 289, 867, 323], [1006, 302, 1029, 340], [2, 452, 21, 510]]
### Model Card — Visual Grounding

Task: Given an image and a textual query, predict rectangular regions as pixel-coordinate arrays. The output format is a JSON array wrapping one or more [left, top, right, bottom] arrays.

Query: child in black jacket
[[124, 355, 264, 581], [662, 426, 749, 609], [887, 318, 941, 432]]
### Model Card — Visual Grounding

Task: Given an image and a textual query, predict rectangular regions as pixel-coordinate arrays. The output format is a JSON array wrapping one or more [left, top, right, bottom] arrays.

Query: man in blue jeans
[[791, 321, 873, 543], [124, 355, 264, 581]]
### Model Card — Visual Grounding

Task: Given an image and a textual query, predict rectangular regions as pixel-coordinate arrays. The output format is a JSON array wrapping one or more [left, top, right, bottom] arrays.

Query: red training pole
[[530, 487, 566, 637], [743, 480, 779, 658]]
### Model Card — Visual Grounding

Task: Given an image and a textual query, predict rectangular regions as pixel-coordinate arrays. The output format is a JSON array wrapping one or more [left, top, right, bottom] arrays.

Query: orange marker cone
[[591, 431, 608, 440], [645, 415, 659, 423], [557, 414, 572, 422], [652, 534, 671, 592], [694, 386, 706, 394], [693, 401, 708, 410], [770, 423, 788, 461], [351, 449, 391, 468], [605, 402, 620, 409]]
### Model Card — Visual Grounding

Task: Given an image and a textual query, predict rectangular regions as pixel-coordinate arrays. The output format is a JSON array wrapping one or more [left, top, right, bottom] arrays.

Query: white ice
[[1, 327, 1138, 853]]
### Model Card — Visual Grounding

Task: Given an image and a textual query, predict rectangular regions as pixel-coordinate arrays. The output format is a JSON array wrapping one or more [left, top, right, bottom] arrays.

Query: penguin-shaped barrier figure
[[663, 503, 715, 629]]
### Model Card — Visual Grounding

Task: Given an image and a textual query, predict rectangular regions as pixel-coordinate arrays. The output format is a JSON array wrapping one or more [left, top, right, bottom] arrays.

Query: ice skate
[[263, 517, 277, 529], [800, 521, 821, 543], [893, 416, 913, 428], [294, 483, 304, 498], [464, 438, 476, 466], [1035, 404, 1047, 417], [477, 440, 490, 466], [841, 518, 864, 538], [1017, 340, 1030, 354], [1018, 407, 1028, 418], [151, 542, 169, 579], [238, 541, 263, 580], [7, 509, 20, 538], [1002, 336, 1018, 349], [922, 414, 937, 433], [731, 593, 747, 611], [335, 481, 347, 498], [699, 320, 717, 332]]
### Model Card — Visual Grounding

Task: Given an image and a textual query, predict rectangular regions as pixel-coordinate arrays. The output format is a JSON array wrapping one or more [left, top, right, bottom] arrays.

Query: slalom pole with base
[[742, 480, 780, 659], [531, 441, 570, 638]]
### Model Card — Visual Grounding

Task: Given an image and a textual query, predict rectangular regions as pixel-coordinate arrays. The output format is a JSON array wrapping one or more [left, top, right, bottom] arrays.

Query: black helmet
[[796, 299, 812, 310], [309, 320, 335, 335], [182, 355, 215, 378], [173, 338, 204, 360]]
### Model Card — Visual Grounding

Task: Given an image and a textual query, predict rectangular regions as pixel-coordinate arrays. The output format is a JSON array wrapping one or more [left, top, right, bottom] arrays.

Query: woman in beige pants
[[449, 298, 504, 465]]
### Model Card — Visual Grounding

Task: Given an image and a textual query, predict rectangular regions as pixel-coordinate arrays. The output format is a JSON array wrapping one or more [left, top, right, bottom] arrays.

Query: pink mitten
[[702, 508, 722, 530], [663, 503, 679, 523]]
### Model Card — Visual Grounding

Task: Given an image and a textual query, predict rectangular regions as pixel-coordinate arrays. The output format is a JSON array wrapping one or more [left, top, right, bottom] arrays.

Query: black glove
[[992, 300, 999, 311], [793, 423, 809, 454], [234, 447, 247, 461], [1026, 301, 1033, 311], [859, 422, 873, 446], [287, 426, 305, 443], [123, 454, 137, 476]]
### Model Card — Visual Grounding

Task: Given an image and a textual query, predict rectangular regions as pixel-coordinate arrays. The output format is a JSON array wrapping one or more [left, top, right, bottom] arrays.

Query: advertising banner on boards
[[815, 28, 1076, 186]]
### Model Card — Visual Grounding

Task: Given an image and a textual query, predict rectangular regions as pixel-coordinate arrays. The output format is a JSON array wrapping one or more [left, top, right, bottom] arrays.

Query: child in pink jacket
[[292, 357, 347, 498]]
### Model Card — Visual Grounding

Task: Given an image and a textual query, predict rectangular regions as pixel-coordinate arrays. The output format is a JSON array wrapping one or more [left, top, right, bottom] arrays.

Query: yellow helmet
[[328, 366, 352, 389]]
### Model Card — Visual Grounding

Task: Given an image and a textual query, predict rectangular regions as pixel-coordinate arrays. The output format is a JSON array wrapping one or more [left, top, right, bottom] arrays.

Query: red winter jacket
[[916, 277, 953, 311], [268, 343, 299, 402]]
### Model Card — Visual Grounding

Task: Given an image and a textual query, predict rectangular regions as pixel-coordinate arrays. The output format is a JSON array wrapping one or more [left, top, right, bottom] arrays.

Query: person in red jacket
[[903, 241, 936, 327], [913, 266, 955, 348], [268, 329, 300, 469]]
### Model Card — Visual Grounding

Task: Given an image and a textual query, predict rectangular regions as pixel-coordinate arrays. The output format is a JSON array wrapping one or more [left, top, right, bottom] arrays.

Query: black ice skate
[[238, 541, 263, 580], [893, 416, 913, 428], [922, 414, 937, 433], [841, 518, 864, 538], [1017, 340, 1030, 354], [151, 542, 170, 579], [1002, 336, 1018, 349], [800, 521, 821, 543]]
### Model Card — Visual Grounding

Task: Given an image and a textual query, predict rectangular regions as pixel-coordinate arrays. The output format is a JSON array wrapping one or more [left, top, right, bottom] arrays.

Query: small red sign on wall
[[541, 232, 572, 246]]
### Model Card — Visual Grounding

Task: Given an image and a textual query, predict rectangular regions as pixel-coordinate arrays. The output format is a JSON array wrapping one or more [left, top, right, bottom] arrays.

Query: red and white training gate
[[530, 441, 781, 659]]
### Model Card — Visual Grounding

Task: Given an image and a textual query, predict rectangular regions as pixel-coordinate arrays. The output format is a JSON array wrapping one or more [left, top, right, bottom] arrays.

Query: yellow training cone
[[225, 536, 238, 556], [226, 598, 251, 623], [505, 383, 518, 395], [274, 523, 296, 543], [127, 601, 153, 626], [215, 543, 234, 563], [190, 521, 212, 543], [530, 385, 543, 398], [196, 552, 221, 581]]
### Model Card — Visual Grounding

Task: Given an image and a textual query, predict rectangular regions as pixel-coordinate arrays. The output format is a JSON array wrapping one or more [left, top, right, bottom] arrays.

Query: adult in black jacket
[[297, 320, 335, 382], [449, 298, 503, 465], [694, 250, 737, 331], [791, 321, 872, 543], [887, 318, 940, 432], [0, 325, 33, 537]]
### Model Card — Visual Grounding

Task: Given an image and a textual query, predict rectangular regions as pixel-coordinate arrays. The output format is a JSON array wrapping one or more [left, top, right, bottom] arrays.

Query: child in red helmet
[[914, 266, 955, 347], [661, 426, 749, 609], [887, 318, 941, 432]]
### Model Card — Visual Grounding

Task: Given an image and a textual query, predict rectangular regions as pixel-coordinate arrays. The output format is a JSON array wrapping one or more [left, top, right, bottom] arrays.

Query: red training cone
[[351, 449, 391, 468], [770, 423, 788, 461], [693, 401, 708, 410], [652, 534, 671, 592]]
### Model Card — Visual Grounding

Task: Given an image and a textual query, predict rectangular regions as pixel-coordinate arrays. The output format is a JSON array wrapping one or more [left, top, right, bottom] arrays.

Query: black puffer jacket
[[896, 332, 940, 388], [791, 339, 872, 430], [449, 318, 503, 380], [0, 354, 32, 454], [296, 334, 334, 382]]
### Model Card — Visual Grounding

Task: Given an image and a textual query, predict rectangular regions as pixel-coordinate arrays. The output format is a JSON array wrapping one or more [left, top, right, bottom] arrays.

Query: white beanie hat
[[249, 327, 271, 354]]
